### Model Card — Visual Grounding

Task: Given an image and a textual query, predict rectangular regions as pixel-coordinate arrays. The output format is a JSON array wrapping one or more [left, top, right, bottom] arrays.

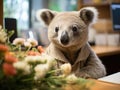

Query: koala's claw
[[75, 72, 91, 79]]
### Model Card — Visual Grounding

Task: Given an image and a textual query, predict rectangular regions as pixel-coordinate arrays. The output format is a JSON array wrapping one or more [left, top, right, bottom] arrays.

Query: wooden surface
[[64, 72, 120, 90], [90, 79, 120, 90], [92, 46, 120, 57], [64, 79, 120, 90]]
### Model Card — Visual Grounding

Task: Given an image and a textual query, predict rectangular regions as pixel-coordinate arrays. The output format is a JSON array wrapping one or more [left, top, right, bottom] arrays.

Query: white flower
[[24, 42, 32, 48], [0, 28, 7, 43], [13, 38, 25, 45], [25, 53, 55, 66], [60, 63, 71, 75], [35, 55, 48, 63], [13, 61, 31, 75], [34, 64, 49, 80], [27, 38, 38, 47], [44, 54, 55, 68], [39, 53, 55, 67], [66, 74, 78, 84], [34, 64, 49, 73], [24, 55, 47, 64]]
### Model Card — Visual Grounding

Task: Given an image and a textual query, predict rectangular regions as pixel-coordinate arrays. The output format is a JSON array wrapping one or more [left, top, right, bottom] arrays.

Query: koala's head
[[36, 7, 98, 49]]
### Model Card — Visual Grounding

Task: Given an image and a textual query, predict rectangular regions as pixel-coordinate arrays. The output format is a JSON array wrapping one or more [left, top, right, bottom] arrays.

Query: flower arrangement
[[0, 26, 92, 90]]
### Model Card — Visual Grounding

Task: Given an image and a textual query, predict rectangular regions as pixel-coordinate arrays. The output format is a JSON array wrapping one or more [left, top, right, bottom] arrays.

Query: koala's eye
[[72, 26, 78, 32], [55, 27, 59, 32]]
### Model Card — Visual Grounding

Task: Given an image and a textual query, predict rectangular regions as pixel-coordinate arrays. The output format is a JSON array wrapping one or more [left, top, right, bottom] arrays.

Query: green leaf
[[7, 30, 14, 38]]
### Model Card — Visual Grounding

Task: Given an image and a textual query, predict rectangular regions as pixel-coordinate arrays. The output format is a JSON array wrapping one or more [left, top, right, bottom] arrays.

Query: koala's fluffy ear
[[79, 7, 98, 25], [36, 9, 57, 26]]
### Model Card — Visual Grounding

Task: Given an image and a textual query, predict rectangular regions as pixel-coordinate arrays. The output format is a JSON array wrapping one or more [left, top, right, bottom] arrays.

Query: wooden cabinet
[[0, 0, 3, 26], [92, 46, 120, 75], [77, 0, 120, 19]]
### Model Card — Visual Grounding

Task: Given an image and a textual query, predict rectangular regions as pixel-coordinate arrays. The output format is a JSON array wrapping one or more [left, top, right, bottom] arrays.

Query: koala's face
[[48, 12, 88, 47], [37, 7, 98, 48]]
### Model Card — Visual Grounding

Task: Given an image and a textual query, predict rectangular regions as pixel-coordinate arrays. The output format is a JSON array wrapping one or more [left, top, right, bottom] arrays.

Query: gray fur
[[37, 7, 106, 79], [46, 43, 106, 79]]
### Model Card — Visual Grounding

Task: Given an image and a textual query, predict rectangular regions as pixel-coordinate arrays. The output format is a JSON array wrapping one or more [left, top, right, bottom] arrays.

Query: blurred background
[[0, 0, 120, 76], [3, 0, 78, 45], [2, 0, 120, 46]]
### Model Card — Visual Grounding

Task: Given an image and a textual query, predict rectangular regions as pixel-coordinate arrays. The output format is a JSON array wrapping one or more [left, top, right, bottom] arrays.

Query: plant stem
[[47, 69, 61, 74], [21, 78, 33, 82], [25, 47, 31, 53]]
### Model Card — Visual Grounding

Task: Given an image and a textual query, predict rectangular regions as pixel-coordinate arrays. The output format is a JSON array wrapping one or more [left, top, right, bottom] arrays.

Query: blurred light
[[70, 0, 76, 5], [22, 1, 29, 9], [21, 12, 28, 21]]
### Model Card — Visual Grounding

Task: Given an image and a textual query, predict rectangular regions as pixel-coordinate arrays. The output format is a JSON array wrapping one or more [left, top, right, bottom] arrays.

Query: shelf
[[77, 0, 111, 19], [82, 3, 110, 7], [92, 46, 120, 57]]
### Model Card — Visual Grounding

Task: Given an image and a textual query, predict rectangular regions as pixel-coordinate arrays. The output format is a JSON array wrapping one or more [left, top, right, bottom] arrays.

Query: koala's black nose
[[60, 31, 69, 45]]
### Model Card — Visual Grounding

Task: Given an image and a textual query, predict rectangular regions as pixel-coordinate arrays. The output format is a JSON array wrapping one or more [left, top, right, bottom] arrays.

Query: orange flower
[[37, 46, 44, 53], [0, 44, 9, 52], [9, 52, 15, 56], [3, 63, 17, 76], [27, 51, 40, 56], [4, 53, 18, 63]]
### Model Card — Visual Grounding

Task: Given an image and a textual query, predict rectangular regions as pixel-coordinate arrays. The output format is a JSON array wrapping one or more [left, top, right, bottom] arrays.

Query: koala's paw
[[75, 72, 91, 79]]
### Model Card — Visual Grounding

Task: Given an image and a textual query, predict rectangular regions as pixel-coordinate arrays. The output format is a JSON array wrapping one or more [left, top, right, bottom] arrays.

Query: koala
[[36, 7, 106, 79]]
